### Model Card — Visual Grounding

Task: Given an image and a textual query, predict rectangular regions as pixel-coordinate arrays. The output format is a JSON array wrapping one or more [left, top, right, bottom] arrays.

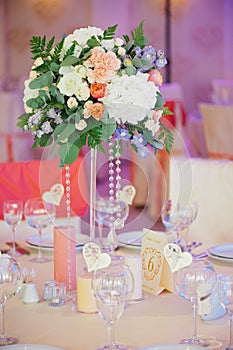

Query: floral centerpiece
[[17, 21, 173, 165]]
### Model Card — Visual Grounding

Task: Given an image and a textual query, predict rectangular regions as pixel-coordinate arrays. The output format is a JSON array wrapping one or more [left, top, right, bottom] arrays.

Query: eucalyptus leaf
[[29, 71, 53, 89], [58, 143, 80, 164]]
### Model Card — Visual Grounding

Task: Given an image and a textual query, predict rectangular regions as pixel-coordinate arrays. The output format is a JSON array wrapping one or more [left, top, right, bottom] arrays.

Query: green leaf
[[131, 20, 149, 47], [38, 134, 53, 147], [26, 96, 45, 109], [63, 43, 76, 60], [29, 71, 53, 89], [50, 62, 60, 72], [124, 66, 136, 76], [54, 123, 74, 142], [101, 122, 116, 141], [86, 36, 100, 48], [17, 114, 30, 128], [103, 25, 117, 40], [61, 55, 79, 67], [54, 37, 65, 60], [58, 143, 80, 164], [132, 57, 151, 68]]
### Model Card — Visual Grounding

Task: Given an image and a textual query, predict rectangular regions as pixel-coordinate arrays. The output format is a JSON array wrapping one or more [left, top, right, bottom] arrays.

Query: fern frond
[[131, 21, 149, 47], [103, 25, 117, 40]]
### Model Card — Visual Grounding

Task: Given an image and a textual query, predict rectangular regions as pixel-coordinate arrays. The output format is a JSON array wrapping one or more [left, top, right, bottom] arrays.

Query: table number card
[[141, 228, 174, 295]]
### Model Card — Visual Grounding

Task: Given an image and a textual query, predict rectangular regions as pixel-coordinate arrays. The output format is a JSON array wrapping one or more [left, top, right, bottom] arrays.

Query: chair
[[198, 103, 233, 159], [211, 79, 233, 105], [169, 156, 233, 244], [0, 157, 88, 219]]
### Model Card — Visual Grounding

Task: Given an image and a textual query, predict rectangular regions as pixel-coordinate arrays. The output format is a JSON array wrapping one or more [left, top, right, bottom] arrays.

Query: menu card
[[141, 228, 174, 295]]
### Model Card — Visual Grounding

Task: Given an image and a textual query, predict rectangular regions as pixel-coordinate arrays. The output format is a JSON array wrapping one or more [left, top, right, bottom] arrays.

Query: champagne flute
[[24, 198, 56, 263], [184, 201, 198, 252], [92, 261, 134, 350], [0, 256, 22, 345], [175, 259, 217, 347], [3, 200, 23, 257], [218, 275, 233, 350]]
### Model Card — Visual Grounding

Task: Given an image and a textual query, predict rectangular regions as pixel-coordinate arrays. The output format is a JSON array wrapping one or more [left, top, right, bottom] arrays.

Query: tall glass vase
[[89, 148, 97, 242]]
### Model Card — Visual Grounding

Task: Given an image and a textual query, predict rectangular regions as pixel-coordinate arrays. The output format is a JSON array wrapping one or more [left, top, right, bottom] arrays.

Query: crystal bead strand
[[65, 165, 73, 291], [115, 139, 121, 202], [108, 137, 116, 229]]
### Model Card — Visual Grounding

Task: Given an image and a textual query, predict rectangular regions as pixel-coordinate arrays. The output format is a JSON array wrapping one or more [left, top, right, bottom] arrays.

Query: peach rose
[[148, 70, 163, 86], [90, 102, 104, 119], [90, 83, 106, 98]]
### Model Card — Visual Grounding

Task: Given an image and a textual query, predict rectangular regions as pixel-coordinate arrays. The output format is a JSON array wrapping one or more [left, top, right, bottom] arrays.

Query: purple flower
[[133, 45, 157, 72], [131, 134, 147, 147], [156, 50, 167, 68], [41, 121, 53, 134], [137, 146, 149, 158], [115, 128, 131, 141], [47, 108, 63, 124]]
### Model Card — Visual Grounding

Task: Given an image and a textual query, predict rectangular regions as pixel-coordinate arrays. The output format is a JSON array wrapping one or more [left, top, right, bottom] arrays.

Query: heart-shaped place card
[[83, 242, 111, 272], [164, 243, 193, 273], [118, 185, 136, 205], [42, 184, 64, 206]]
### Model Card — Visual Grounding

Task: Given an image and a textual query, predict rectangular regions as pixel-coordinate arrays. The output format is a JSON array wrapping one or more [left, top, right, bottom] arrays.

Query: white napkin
[[198, 282, 226, 321]]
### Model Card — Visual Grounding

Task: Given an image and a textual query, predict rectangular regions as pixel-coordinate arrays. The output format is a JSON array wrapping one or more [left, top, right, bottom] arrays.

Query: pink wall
[[0, 0, 232, 114]]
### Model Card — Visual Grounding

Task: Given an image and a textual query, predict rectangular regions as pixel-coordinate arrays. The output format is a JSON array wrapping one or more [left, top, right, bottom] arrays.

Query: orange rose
[[90, 102, 104, 119], [90, 83, 106, 98]]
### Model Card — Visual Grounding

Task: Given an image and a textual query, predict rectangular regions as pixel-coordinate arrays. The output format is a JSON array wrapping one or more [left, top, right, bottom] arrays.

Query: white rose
[[118, 47, 126, 56], [115, 38, 124, 46], [74, 65, 87, 78], [75, 82, 90, 101], [34, 57, 43, 66], [59, 66, 74, 75], [29, 70, 38, 79], [72, 26, 103, 47], [101, 39, 114, 50], [57, 72, 82, 97], [145, 119, 160, 135], [67, 97, 78, 108], [60, 34, 82, 60], [75, 119, 87, 131]]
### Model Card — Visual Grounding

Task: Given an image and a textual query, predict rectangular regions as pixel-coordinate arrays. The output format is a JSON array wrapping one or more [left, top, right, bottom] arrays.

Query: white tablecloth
[[0, 219, 232, 350]]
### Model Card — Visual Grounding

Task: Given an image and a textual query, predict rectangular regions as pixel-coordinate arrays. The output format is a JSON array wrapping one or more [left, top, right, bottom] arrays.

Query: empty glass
[[24, 198, 56, 263], [175, 259, 217, 347], [218, 275, 233, 350], [3, 200, 23, 257]]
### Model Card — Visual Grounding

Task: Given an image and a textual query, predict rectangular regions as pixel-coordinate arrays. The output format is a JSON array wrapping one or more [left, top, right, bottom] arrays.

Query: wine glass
[[218, 275, 233, 350], [175, 259, 217, 347], [24, 198, 56, 263], [0, 256, 22, 345], [95, 198, 129, 252], [91, 261, 134, 350], [161, 199, 183, 246], [184, 201, 198, 252], [3, 200, 23, 257]]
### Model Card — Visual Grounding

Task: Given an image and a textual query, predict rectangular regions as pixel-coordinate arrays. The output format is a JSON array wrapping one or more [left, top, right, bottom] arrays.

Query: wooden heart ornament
[[118, 185, 136, 205], [42, 184, 64, 206], [83, 242, 111, 272], [164, 243, 193, 273]]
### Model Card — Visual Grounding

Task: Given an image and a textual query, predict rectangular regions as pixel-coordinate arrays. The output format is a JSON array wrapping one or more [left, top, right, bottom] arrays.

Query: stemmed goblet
[[218, 275, 233, 350], [0, 256, 22, 345], [175, 259, 217, 347], [92, 261, 134, 350], [3, 200, 23, 257], [95, 198, 129, 252], [184, 201, 198, 252], [24, 198, 56, 263]]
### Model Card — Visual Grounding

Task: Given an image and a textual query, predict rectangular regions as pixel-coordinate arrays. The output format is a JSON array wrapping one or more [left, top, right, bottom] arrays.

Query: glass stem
[[228, 312, 233, 349], [11, 226, 16, 254], [38, 228, 42, 260], [191, 299, 198, 342], [107, 320, 116, 348], [90, 148, 97, 242], [185, 227, 189, 251], [0, 303, 6, 341]]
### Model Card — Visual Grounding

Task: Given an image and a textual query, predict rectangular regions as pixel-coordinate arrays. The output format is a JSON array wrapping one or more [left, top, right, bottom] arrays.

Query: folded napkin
[[198, 282, 226, 321]]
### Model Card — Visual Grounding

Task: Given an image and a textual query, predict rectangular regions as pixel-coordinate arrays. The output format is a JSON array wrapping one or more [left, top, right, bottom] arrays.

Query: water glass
[[46, 281, 66, 306]]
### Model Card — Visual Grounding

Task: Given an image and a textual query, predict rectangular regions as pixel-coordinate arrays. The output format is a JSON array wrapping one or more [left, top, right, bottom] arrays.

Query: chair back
[[198, 103, 233, 159], [0, 157, 88, 219]]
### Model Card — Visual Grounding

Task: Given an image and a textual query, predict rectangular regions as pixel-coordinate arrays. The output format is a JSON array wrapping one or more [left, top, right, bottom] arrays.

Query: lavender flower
[[41, 121, 53, 134], [137, 146, 149, 158], [47, 108, 63, 124], [134, 45, 157, 72]]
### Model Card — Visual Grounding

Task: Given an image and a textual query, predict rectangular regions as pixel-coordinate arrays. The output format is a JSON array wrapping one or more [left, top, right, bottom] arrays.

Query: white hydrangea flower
[[100, 73, 158, 124], [101, 39, 114, 50], [115, 38, 124, 46], [145, 119, 160, 135]]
